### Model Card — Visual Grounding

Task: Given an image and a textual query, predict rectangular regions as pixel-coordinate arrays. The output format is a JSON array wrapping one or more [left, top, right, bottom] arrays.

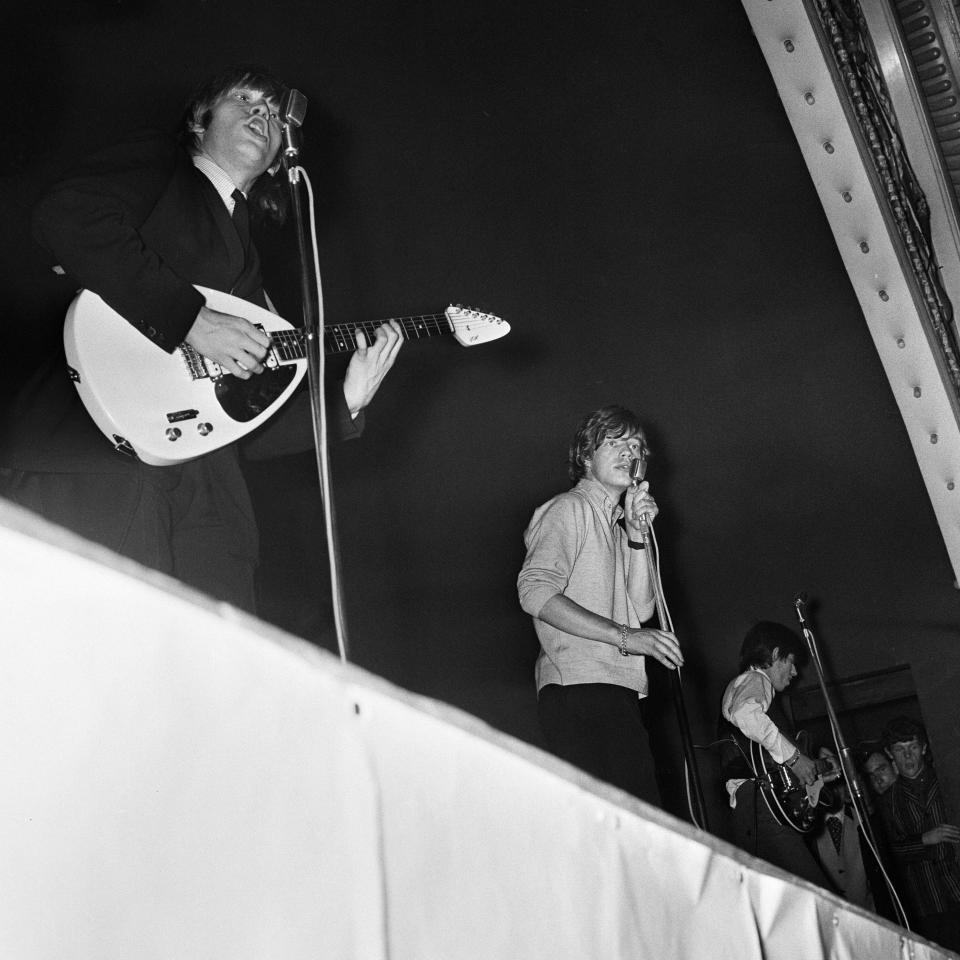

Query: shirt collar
[[192, 153, 243, 212], [901, 765, 933, 794], [747, 665, 775, 692], [574, 476, 624, 524]]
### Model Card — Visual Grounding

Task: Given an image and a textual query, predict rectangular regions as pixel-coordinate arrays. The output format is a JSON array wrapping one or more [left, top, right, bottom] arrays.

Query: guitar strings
[[268, 314, 454, 357]]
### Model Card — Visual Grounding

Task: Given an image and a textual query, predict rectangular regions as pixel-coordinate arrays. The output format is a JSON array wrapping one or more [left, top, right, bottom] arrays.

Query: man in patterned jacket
[[879, 716, 960, 951]]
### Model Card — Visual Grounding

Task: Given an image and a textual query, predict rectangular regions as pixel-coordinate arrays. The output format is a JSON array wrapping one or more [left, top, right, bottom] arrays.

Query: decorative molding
[[741, 0, 960, 583]]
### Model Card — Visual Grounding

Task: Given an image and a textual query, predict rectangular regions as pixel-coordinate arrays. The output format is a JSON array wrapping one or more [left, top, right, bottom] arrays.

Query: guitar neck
[[269, 313, 453, 361]]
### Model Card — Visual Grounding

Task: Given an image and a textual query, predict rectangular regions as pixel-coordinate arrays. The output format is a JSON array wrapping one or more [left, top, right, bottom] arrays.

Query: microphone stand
[[634, 473, 708, 829], [792, 597, 863, 817], [792, 596, 907, 926], [282, 109, 351, 661]]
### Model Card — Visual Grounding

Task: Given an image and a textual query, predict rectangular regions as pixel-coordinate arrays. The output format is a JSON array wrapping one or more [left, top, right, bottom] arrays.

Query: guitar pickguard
[[214, 366, 298, 423], [748, 736, 842, 833]]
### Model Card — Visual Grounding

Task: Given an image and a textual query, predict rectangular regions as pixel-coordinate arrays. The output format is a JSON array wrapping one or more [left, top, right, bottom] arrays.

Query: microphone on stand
[[280, 88, 308, 166], [626, 455, 708, 828], [629, 457, 651, 537], [793, 592, 809, 628]]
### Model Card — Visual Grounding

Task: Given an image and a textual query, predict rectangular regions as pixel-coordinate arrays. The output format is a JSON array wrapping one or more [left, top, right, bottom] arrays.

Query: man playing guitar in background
[[719, 621, 832, 888]]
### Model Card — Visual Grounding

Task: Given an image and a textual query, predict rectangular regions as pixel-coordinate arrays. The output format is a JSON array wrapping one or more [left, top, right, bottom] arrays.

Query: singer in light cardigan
[[517, 404, 682, 806]]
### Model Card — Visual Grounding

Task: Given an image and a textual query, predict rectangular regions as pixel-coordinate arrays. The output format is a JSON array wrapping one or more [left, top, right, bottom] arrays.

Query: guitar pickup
[[166, 409, 199, 423]]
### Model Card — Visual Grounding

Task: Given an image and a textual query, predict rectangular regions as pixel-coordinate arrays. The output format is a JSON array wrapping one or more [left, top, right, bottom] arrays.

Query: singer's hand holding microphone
[[625, 458, 658, 534], [620, 457, 682, 670]]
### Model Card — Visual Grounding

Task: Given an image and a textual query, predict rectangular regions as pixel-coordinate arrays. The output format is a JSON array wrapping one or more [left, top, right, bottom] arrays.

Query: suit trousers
[[2, 456, 257, 613], [730, 780, 831, 889]]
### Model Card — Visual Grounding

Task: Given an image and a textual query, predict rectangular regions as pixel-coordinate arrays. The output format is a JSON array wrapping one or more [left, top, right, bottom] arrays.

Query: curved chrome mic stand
[[282, 90, 351, 663], [792, 594, 908, 927]]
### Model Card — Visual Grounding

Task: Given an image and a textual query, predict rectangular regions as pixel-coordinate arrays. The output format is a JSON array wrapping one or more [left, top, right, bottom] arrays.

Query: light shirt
[[722, 666, 797, 807], [722, 667, 796, 764], [518, 477, 649, 695], [192, 153, 243, 213]]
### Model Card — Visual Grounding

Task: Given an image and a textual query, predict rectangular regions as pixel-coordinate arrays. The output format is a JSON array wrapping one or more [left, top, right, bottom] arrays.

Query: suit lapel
[[192, 167, 246, 282]]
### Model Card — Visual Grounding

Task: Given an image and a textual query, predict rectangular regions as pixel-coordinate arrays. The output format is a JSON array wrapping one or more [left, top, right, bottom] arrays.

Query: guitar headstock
[[445, 304, 510, 347]]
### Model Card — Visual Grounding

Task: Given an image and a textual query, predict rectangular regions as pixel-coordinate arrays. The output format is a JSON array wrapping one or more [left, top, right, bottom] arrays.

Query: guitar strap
[[715, 712, 766, 857], [716, 713, 756, 783]]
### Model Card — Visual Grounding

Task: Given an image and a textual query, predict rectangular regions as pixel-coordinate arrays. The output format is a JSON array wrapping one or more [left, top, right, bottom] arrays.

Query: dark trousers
[[2, 461, 257, 613], [730, 780, 831, 889], [538, 682, 661, 806]]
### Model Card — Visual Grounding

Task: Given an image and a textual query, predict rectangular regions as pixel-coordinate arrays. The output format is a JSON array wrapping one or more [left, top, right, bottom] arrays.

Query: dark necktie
[[231, 188, 250, 256], [827, 814, 843, 854]]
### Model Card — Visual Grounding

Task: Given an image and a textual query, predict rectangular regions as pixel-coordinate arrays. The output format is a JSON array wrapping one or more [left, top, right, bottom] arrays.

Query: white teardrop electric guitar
[[64, 285, 509, 466]]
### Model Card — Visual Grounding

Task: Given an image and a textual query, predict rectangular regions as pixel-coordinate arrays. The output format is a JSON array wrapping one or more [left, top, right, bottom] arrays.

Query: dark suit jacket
[[1, 130, 359, 560]]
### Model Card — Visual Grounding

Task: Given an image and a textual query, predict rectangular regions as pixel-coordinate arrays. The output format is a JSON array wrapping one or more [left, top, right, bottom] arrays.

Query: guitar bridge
[[178, 342, 223, 380]]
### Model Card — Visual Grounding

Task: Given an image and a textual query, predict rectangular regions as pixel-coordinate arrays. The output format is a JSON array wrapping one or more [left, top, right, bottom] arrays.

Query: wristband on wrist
[[627, 539, 646, 550], [784, 749, 800, 768], [618, 623, 629, 657]]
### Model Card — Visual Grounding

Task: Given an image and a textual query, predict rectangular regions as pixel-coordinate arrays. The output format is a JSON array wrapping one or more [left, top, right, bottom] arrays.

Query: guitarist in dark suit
[[0, 65, 402, 613], [719, 621, 831, 888]]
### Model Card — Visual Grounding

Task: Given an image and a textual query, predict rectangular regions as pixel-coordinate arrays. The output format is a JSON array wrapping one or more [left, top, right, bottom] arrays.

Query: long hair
[[567, 405, 648, 483], [737, 621, 807, 673], [179, 64, 290, 224]]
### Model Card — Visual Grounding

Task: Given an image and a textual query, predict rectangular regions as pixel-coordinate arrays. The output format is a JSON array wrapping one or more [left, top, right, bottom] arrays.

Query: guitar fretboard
[[269, 313, 453, 361]]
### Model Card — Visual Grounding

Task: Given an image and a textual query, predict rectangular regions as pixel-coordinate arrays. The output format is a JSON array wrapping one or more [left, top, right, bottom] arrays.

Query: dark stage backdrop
[[2, 0, 957, 826]]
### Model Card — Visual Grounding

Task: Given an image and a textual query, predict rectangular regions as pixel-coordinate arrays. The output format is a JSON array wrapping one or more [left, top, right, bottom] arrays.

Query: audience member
[[863, 747, 899, 799], [879, 716, 960, 951]]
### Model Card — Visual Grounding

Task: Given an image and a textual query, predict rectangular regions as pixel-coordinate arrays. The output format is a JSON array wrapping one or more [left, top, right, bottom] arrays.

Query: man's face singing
[[197, 85, 283, 184], [584, 432, 646, 497]]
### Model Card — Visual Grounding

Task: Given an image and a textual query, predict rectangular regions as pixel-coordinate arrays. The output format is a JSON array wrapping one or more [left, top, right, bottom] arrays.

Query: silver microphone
[[280, 88, 308, 162], [629, 458, 651, 534]]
